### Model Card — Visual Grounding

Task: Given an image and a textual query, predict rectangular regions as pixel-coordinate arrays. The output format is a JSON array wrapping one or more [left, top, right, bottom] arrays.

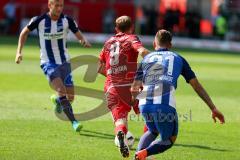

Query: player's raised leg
[[50, 77, 82, 132]]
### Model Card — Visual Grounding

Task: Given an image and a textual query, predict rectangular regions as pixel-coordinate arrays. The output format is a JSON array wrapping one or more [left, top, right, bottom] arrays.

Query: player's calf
[[114, 118, 128, 135]]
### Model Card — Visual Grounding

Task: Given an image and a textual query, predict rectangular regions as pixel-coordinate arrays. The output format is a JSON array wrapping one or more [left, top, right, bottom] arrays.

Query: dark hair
[[115, 16, 132, 32], [156, 29, 172, 45]]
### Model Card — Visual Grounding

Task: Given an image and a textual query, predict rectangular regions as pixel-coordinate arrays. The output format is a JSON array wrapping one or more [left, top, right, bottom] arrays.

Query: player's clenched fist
[[15, 53, 22, 64]]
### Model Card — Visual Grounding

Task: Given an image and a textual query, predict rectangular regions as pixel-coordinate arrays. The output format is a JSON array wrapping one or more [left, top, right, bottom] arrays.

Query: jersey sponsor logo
[[107, 65, 127, 75], [44, 32, 64, 40], [145, 74, 173, 85]]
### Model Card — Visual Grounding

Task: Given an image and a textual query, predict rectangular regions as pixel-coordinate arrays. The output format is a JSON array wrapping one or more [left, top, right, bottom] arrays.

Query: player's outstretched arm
[[75, 31, 91, 48], [138, 47, 150, 58], [189, 78, 225, 124], [15, 27, 30, 64]]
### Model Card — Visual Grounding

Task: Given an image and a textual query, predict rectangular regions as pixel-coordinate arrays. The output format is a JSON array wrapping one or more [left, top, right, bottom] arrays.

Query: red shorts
[[105, 86, 132, 122]]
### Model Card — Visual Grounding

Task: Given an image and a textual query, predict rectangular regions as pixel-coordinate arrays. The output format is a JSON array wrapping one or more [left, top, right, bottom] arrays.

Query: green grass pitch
[[0, 36, 239, 160]]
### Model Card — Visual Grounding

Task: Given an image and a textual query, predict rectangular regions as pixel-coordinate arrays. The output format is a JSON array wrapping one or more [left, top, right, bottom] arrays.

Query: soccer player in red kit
[[98, 16, 149, 158]]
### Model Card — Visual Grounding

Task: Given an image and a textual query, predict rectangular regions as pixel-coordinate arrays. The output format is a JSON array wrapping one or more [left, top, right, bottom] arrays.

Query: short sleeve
[[181, 56, 196, 83], [66, 16, 79, 33], [134, 62, 144, 81], [131, 35, 143, 51], [27, 16, 39, 31]]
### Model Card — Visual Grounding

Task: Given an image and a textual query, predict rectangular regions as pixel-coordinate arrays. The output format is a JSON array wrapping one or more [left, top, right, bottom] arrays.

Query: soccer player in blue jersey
[[131, 29, 225, 160], [15, 0, 91, 132]]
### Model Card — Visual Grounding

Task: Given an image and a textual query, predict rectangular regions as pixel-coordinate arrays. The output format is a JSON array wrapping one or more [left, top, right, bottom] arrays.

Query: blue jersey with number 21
[[135, 48, 196, 107]]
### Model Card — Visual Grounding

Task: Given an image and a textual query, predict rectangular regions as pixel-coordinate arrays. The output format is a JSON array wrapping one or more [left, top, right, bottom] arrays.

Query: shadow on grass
[[79, 130, 230, 152], [131, 143, 230, 152], [174, 143, 230, 152], [79, 129, 115, 140], [79, 129, 140, 141]]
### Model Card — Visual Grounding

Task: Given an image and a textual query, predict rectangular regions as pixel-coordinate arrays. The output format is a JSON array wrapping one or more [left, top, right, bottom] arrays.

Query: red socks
[[115, 124, 128, 135]]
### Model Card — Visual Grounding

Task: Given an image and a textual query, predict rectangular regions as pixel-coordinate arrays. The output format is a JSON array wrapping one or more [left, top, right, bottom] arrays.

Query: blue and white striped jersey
[[27, 13, 79, 64], [135, 48, 196, 107]]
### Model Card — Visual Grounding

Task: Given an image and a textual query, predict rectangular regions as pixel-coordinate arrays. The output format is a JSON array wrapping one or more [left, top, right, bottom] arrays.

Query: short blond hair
[[48, 0, 62, 3], [115, 16, 132, 32], [155, 29, 172, 45]]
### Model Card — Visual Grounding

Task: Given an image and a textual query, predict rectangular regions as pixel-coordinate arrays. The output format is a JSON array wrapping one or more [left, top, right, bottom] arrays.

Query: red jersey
[[99, 33, 143, 92]]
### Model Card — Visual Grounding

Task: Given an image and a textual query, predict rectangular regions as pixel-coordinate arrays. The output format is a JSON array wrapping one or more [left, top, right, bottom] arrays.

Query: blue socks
[[146, 139, 173, 156], [58, 96, 76, 122], [137, 131, 158, 151], [138, 130, 173, 156]]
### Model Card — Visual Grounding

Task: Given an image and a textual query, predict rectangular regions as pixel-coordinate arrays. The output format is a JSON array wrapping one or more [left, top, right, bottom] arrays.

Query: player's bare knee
[[56, 87, 66, 97]]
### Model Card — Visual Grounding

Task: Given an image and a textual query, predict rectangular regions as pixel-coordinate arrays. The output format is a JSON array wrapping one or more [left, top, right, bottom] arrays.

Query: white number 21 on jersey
[[166, 55, 174, 76], [110, 42, 120, 66]]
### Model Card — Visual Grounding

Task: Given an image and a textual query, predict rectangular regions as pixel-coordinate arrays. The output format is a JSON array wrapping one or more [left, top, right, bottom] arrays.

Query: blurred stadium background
[[1, 0, 240, 51], [0, 0, 240, 160]]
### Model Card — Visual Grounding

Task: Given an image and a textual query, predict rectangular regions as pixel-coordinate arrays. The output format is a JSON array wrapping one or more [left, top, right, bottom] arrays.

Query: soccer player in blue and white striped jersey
[[131, 30, 225, 160], [15, 0, 91, 132]]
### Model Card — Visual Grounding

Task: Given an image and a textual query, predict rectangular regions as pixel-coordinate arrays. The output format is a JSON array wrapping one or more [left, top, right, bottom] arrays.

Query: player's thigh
[[41, 63, 65, 94], [106, 92, 131, 123], [60, 63, 74, 87], [111, 102, 131, 123], [154, 105, 178, 141], [140, 105, 158, 133], [60, 62, 74, 101], [50, 77, 67, 97]]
